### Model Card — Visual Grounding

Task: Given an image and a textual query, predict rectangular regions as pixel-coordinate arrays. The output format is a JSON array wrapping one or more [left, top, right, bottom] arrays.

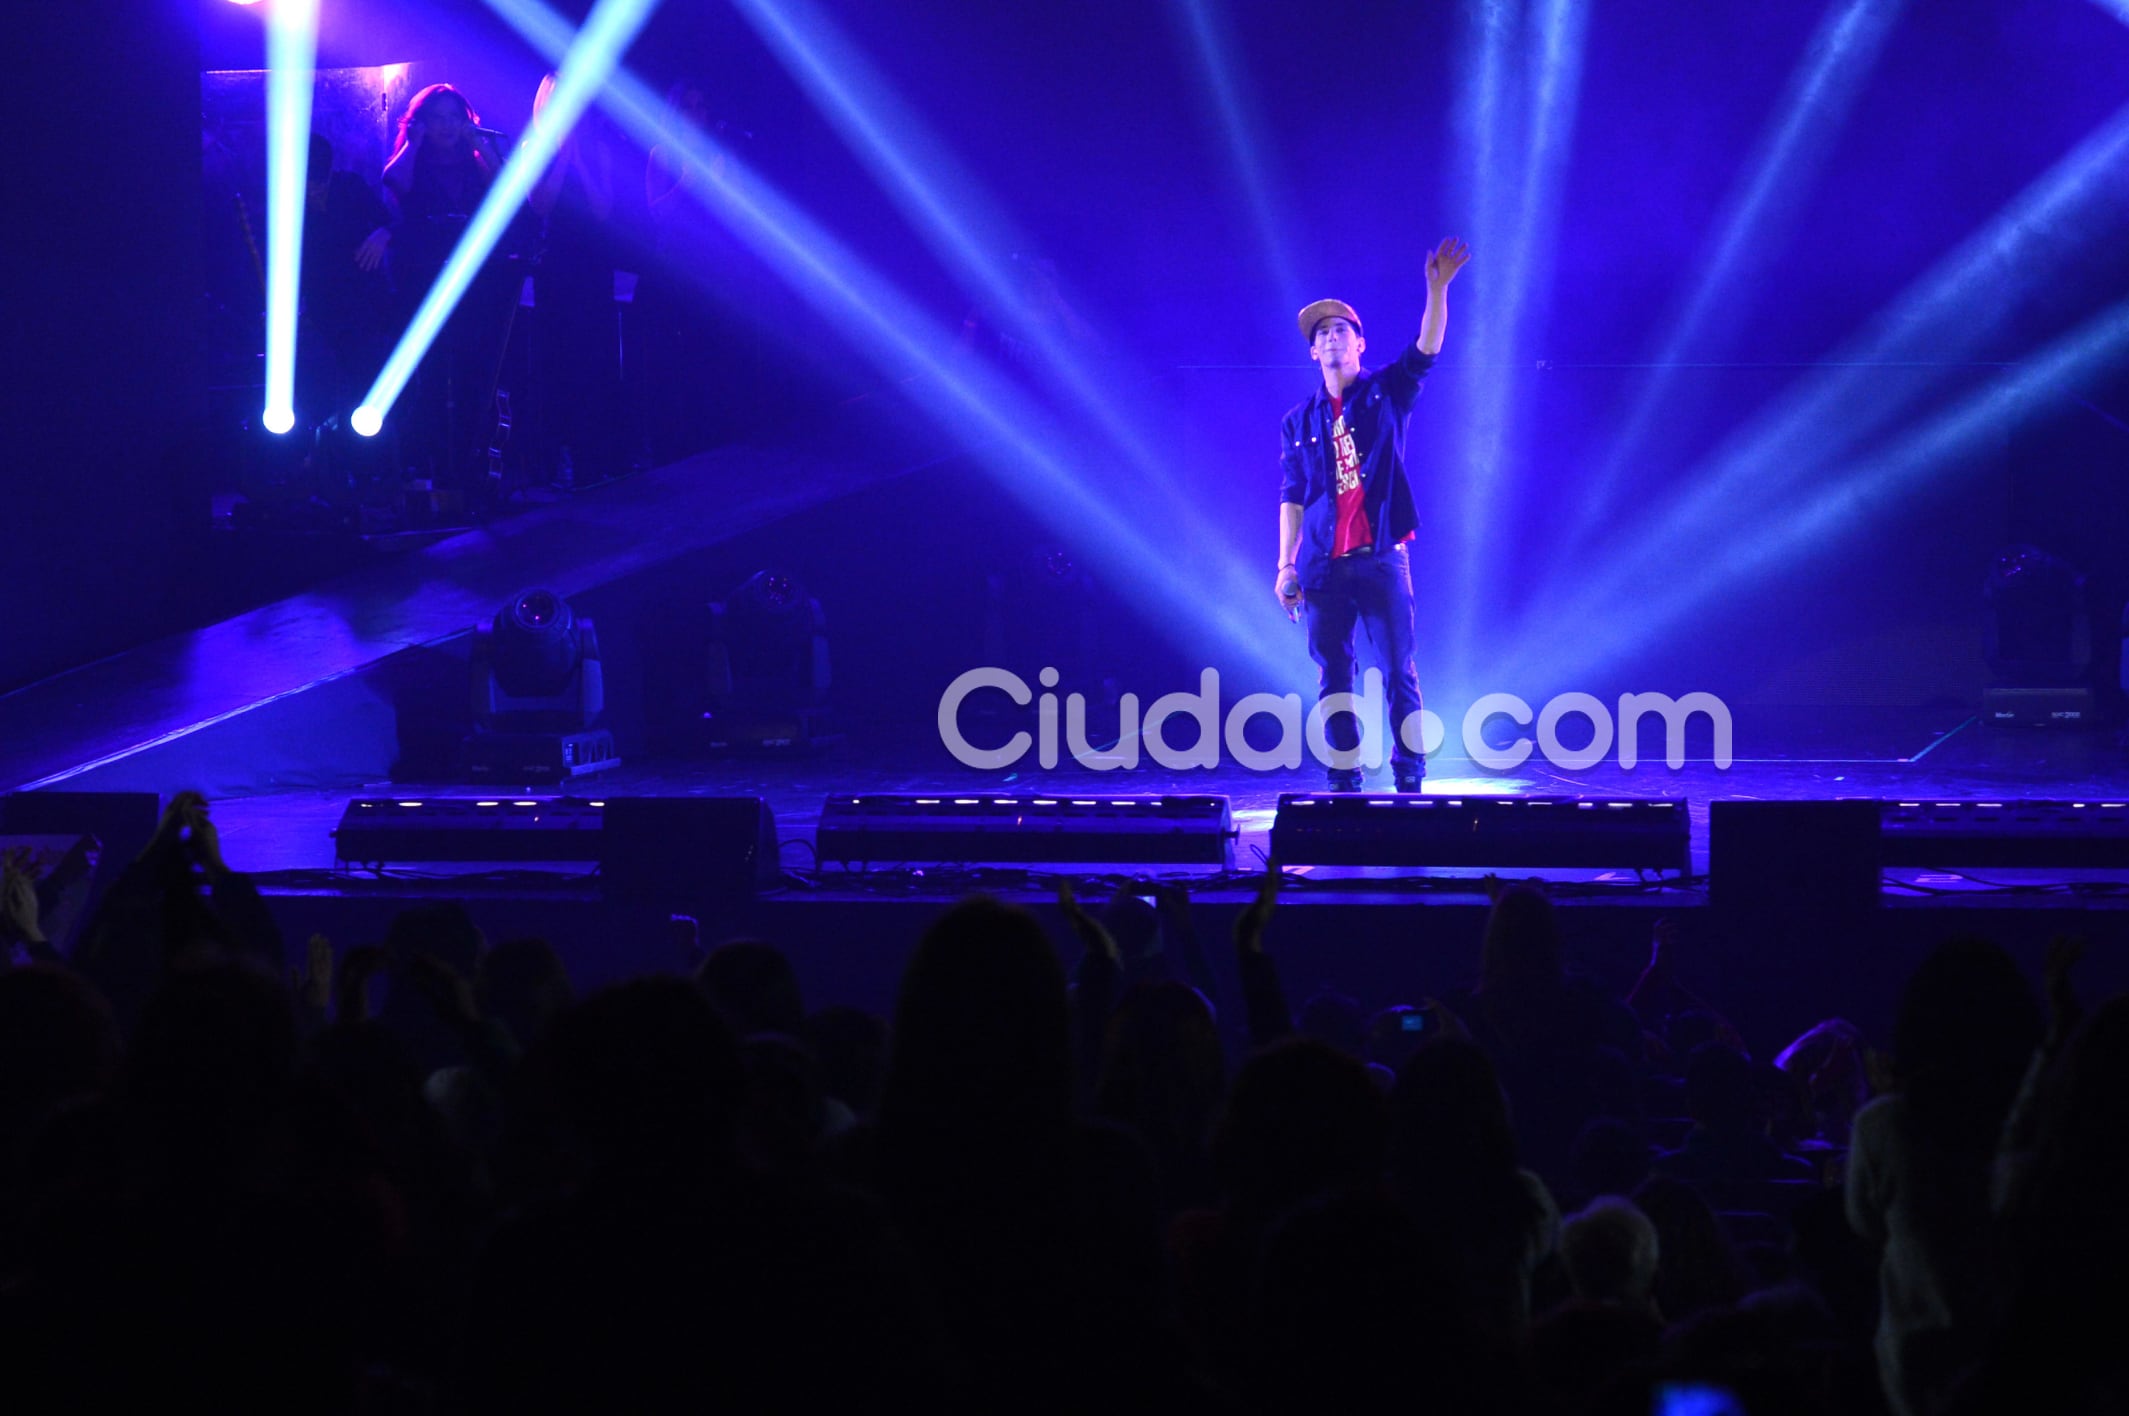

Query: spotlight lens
[[262, 407, 295, 435], [350, 406, 383, 437]]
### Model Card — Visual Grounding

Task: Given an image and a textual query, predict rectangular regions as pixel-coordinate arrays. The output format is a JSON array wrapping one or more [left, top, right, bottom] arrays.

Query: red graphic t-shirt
[[1328, 393, 1373, 557]]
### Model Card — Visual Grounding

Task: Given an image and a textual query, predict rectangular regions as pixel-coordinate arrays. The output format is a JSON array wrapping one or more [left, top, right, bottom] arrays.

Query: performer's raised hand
[[1426, 237, 1471, 290]]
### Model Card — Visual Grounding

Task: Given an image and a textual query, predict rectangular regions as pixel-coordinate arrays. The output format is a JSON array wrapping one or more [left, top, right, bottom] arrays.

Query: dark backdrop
[[5, 1, 205, 691]]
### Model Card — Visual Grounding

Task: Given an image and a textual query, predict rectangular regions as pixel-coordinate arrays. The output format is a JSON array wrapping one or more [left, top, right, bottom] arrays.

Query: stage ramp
[[0, 408, 939, 799]]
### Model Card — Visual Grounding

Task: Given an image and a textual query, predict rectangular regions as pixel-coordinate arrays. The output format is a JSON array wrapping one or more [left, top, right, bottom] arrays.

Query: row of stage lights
[[332, 793, 2129, 882]]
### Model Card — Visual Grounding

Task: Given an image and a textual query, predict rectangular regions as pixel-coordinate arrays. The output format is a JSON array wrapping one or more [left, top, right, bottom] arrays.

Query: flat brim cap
[[1297, 298, 1363, 343]]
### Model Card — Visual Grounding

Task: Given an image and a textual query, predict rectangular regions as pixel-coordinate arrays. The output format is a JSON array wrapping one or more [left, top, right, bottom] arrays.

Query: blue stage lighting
[[1521, 96, 2129, 634], [262, 0, 320, 435], [1570, 0, 1906, 541], [1443, 0, 1586, 685], [485, 0, 1306, 693], [727, 0, 1284, 620], [350, 405, 383, 438], [353, 0, 662, 431], [1169, 0, 1300, 301], [1501, 293, 2129, 691]]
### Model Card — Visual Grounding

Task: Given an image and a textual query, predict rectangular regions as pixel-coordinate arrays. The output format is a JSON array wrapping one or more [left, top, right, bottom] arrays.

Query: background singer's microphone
[[472, 125, 509, 142], [1281, 571, 1300, 623]]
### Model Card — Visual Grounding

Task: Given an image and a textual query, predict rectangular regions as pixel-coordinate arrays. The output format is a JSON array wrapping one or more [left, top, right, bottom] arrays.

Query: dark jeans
[[1305, 544, 1425, 769]]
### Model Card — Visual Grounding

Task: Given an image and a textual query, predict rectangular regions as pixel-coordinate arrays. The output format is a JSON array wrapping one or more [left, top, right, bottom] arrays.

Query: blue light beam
[[351, 0, 662, 437], [1169, 0, 1302, 303], [725, 0, 1308, 685], [726, 0, 1145, 447], [1520, 94, 2129, 627], [262, 0, 321, 435], [1443, 0, 1587, 686], [1439, 0, 1515, 697], [1503, 293, 2129, 692], [1570, 0, 1906, 540], [481, 0, 1302, 690]]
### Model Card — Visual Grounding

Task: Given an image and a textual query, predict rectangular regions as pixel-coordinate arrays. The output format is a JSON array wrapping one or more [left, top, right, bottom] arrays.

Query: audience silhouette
[[0, 793, 2111, 1415]]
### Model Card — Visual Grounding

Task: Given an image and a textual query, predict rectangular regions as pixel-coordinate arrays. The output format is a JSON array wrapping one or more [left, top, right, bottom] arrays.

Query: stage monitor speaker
[[1707, 800, 1881, 913], [599, 796, 780, 903], [816, 794, 1236, 868], [1269, 795, 1689, 873], [333, 796, 780, 901], [1879, 799, 2129, 869], [335, 798, 606, 865]]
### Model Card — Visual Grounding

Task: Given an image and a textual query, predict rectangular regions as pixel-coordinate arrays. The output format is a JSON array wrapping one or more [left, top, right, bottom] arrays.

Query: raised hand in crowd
[[403, 948, 483, 1033], [337, 943, 388, 1026], [1626, 916, 1744, 1055], [2, 848, 46, 950], [1056, 879, 1120, 966], [2042, 934, 2085, 1053], [292, 931, 334, 1017], [1235, 862, 1281, 957], [669, 912, 704, 967], [1147, 878, 1220, 1002], [1235, 865, 1295, 1046]]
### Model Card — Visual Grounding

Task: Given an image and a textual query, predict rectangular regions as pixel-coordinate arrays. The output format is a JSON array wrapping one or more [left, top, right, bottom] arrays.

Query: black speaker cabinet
[[1708, 800, 1881, 914], [599, 796, 779, 905]]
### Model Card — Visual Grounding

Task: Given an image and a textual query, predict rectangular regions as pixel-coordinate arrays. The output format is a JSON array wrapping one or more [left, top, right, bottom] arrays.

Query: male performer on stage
[[1277, 237, 1470, 792]]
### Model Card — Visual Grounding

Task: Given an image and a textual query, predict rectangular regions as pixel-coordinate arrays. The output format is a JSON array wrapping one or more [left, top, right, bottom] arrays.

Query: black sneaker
[[1326, 768, 1365, 793], [1393, 760, 1426, 793]]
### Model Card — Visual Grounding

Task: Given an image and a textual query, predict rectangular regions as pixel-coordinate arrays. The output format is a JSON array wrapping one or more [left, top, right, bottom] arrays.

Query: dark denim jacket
[[1277, 342, 1436, 590]]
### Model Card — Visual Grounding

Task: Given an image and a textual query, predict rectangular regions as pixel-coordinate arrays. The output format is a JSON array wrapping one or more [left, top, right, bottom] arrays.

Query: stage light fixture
[[816, 794, 1236, 868], [332, 797, 782, 899], [1880, 799, 2129, 868], [262, 0, 320, 436], [1269, 795, 1690, 874], [701, 571, 833, 751], [350, 405, 383, 438], [1982, 545, 2094, 725], [465, 589, 618, 782], [1985, 546, 2091, 681]]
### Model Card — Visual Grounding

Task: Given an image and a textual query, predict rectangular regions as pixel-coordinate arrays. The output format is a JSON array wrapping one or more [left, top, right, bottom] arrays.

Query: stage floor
[[209, 704, 2128, 900], [11, 704, 2119, 1045]]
